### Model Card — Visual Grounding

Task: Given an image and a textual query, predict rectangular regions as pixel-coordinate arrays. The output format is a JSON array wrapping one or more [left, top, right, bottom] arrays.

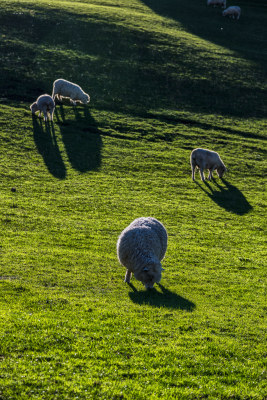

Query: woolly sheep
[[117, 217, 168, 289], [30, 94, 55, 122], [222, 6, 241, 19], [190, 148, 226, 181], [207, 0, 226, 8], [52, 78, 90, 105]]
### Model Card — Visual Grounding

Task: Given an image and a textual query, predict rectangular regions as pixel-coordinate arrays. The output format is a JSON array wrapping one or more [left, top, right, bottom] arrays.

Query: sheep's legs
[[55, 95, 62, 102], [191, 161, 196, 181], [191, 166, 195, 181], [124, 269, 132, 283], [200, 168, 205, 181], [43, 110, 48, 122], [208, 167, 215, 180]]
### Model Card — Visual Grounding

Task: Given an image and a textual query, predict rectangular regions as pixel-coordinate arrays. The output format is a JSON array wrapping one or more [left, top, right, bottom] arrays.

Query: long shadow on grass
[[144, 111, 264, 141], [3, 5, 266, 119], [141, 0, 267, 68], [128, 283, 195, 311], [32, 116, 66, 179], [195, 178, 252, 215], [55, 104, 102, 172], [140, 1, 266, 117]]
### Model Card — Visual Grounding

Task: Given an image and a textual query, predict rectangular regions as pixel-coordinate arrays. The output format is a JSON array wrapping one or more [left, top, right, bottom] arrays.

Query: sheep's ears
[[143, 267, 149, 272]]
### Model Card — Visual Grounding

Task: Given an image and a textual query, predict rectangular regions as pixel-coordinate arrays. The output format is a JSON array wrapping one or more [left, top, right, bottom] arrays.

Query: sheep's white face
[[217, 165, 226, 178], [82, 94, 90, 104], [135, 263, 162, 289]]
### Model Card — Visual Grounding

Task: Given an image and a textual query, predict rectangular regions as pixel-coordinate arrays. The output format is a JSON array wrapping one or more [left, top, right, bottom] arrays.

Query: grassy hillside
[[0, 0, 266, 399]]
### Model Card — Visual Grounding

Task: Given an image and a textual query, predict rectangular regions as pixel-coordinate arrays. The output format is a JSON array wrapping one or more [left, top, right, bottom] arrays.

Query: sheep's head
[[81, 93, 90, 104], [30, 102, 38, 114], [217, 165, 226, 178], [134, 262, 163, 289]]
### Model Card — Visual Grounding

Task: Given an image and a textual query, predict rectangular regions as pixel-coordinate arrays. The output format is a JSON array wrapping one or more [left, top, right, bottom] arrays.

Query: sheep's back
[[37, 94, 55, 108], [117, 217, 167, 269]]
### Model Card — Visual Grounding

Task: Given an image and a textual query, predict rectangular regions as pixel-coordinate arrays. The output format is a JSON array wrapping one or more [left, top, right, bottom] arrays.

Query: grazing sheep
[[207, 0, 226, 8], [117, 217, 168, 289], [222, 6, 241, 19], [190, 148, 226, 181], [30, 94, 55, 122], [52, 78, 90, 105]]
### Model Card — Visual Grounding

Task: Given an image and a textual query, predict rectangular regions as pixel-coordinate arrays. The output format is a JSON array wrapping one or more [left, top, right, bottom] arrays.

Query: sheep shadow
[[195, 178, 252, 215], [55, 104, 102, 173], [128, 283, 195, 311], [32, 115, 66, 179]]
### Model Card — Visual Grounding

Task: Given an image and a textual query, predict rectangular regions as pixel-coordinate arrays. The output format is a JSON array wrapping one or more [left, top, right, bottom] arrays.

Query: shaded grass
[[0, 0, 266, 117]]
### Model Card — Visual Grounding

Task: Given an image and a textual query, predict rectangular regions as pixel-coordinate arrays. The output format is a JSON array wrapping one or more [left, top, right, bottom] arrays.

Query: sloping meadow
[[0, 0, 266, 399]]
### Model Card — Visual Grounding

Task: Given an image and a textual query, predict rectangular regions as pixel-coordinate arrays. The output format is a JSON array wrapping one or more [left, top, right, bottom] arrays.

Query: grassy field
[[0, 0, 266, 399]]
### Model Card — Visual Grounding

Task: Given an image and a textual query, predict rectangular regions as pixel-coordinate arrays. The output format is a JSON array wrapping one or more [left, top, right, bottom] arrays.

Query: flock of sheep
[[207, 0, 241, 20], [30, 78, 90, 122], [30, 78, 227, 290], [30, 1, 231, 290]]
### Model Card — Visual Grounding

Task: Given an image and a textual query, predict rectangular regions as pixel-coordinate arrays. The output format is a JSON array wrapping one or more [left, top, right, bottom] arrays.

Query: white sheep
[[117, 217, 168, 289], [190, 148, 226, 181], [30, 94, 55, 122], [207, 0, 226, 8], [222, 6, 241, 19], [52, 78, 90, 106]]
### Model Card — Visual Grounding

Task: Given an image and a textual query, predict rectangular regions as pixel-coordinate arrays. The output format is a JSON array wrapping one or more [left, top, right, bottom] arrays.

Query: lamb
[[52, 78, 90, 106], [190, 148, 226, 181], [117, 217, 168, 289], [30, 94, 55, 122], [207, 0, 226, 8], [222, 6, 241, 19]]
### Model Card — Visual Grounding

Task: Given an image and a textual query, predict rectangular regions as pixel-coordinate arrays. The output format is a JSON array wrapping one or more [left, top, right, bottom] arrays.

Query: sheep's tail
[[190, 152, 198, 172]]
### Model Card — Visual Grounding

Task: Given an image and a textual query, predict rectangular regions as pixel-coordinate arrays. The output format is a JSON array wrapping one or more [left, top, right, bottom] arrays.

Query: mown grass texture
[[0, 0, 266, 399]]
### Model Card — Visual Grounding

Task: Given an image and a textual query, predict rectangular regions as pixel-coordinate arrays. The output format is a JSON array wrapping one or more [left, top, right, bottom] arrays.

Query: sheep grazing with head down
[[222, 6, 241, 20], [117, 217, 168, 290], [52, 78, 90, 106], [30, 94, 55, 122], [190, 148, 226, 181], [207, 0, 226, 8]]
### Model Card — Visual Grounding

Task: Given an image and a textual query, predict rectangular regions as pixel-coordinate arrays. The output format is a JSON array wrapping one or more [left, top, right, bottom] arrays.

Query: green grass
[[0, 0, 266, 399]]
